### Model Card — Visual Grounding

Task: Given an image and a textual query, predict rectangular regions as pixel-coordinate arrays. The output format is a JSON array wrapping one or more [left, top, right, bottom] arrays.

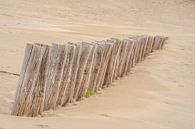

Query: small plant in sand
[[85, 90, 95, 98]]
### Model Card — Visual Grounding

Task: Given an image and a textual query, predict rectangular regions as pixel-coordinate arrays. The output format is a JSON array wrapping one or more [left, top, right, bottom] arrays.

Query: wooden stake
[[77, 43, 97, 100], [57, 44, 76, 106], [44, 44, 66, 110], [12, 43, 48, 116], [66, 43, 82, 103], [73, 42, 93, 101]]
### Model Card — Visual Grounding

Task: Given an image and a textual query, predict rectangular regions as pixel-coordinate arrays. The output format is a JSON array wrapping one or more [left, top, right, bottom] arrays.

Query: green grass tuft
[[85, 90, 95, 98]]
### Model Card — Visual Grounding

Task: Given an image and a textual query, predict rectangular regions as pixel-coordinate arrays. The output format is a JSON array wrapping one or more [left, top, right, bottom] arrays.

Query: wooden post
[[151, 36, 157, 52], [66, 43, 82, 103], [60, 43, 78, 106], [144, 36, 151, 58], [95, 41, 113, 91], [44, 44, 67, 110], [133, 38, 140, 65], [137, 37, 143, 63], [122, 39, 134, 76], [87, 42, 105, 92], [127, 39, 136, 72], [12, 43, 49, 117], [57, 44, 76, 106], [147, 36, 155, 53], [99, 42, 114, 89], [87, 43, 100, 92], [156, 36, 168, 50], [129, 40, 136, 69], [161, 36, 168, 49], [77, 43, 98, 100], [117, 39, 129, 77], [112, 40, 123, 80], [29, 43, 49, 116], [133, 38, 139, 65], [103, 38, 121, 86], [140, 36, 148, 61], [73, 42, 93, 101]]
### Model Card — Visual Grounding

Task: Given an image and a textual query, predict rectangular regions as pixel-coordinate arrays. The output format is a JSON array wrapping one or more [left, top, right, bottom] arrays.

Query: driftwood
[[12, 35, 168, 117]]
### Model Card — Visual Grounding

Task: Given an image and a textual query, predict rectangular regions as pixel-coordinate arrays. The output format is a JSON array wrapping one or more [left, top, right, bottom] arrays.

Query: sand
[[0, 0, 195, 129]]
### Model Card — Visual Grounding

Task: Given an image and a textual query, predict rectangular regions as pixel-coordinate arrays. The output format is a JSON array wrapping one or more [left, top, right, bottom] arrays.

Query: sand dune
[[0, 0, 195, 129]]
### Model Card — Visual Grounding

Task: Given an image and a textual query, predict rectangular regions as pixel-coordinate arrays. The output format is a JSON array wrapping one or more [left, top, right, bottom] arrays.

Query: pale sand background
[[0, 0, 195, 129]]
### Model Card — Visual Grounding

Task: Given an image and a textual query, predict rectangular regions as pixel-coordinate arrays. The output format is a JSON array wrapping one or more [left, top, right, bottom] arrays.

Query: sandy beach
[[0, 0, 195, 129]]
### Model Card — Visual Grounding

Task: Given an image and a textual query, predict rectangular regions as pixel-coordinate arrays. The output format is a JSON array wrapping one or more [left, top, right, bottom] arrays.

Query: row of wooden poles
[[11, 35, 168, 117]]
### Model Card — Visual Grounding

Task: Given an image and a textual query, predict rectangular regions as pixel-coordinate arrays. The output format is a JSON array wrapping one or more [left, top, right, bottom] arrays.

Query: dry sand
[[0, 0, 195, 129]]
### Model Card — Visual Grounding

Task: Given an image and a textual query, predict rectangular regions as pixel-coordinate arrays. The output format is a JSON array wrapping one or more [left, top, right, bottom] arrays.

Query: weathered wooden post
[[73, 42, 93, 101], [117, 39, 129, 77], [140, 36, 148, 61], [112, 40, 123, 80], [77, 43, 98, 100], [126, 39, 136, 72], [121, 39, 134, 76], [128, 40, 136, 69], [151, 36, 157, 52], [132, 38, 139, 66], [44, 44, 67, 110], [96, 41, 113, 89], [137, 37, 143, 63], [144, 36, 151, 58], [158, 36, 168, 49], [103, 38, 121, 86], [99, 42, 114, 89], [12, 43, 49, 117], [60, 43, 79, 106], [57, 44, 76, 106], [147, 36, 155, 53], [66, 43, 82, 104]]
